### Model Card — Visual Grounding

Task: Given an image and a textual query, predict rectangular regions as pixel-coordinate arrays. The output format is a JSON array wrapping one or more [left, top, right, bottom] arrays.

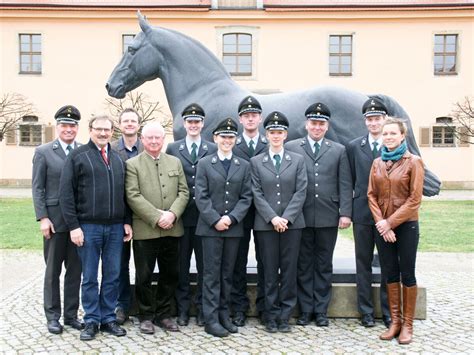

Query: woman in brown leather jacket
[[367, 117, 424, 345]]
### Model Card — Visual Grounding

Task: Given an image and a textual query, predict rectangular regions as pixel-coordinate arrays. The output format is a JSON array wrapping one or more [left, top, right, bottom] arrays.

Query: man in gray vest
[[32, 105, 83, 334], [346, 98, 391, 328], [286, 102, 352, 327], [166, 103, 217, 326], [110, 108, 144, 325]]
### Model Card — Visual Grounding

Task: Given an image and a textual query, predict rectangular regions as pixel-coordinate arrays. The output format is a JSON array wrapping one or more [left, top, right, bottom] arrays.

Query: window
[[19, 34, 42, 74], [419, 117, 469, 147], [19, 116, 42, 146], [222, 33, 252, 76], [432, 126, 455, 146], [329, 35, 352, 76], [434, 34, 457, 75], [122, 34, 135, 54]]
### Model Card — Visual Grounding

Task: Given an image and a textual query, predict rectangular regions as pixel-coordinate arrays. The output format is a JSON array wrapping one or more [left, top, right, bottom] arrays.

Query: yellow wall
[[0, 8, 473, 184]]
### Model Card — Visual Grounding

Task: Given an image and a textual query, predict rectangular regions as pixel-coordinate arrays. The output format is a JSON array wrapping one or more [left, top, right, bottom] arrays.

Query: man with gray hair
[[125, 122, 189, 334]]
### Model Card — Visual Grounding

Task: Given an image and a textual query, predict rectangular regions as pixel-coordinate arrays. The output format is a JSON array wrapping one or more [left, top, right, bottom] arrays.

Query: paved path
[[1, 239, 473, 353]]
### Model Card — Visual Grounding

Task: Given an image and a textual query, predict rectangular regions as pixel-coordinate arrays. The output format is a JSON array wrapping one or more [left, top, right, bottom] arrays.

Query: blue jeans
[[77, 223, 124, 325], [117, 240, 132, 312]]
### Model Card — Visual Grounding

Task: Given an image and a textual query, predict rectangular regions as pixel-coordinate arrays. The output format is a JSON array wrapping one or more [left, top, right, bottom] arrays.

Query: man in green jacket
[[126, 122, 189, 335]]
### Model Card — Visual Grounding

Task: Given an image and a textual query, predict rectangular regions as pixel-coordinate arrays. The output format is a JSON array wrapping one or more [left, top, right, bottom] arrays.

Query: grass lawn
[[0, 198, 473, 252], [339, 200, 474, 252]]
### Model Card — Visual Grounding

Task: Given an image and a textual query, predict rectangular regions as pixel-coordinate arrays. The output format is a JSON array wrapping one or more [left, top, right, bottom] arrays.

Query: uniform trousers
[[297, 227, 337, 314], [256, 229, 301, 321], [202, 236, 240, 325], [117, 240, 132, 312], [376, 221, 419, 287], [43, 231, 81, 322], [175, 226, 203, 314], [133, 237, 180, 321], [354, 223, 389, 317]]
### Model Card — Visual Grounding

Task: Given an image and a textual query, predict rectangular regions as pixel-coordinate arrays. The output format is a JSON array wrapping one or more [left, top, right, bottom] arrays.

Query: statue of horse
[[106, 12, 440, 196]]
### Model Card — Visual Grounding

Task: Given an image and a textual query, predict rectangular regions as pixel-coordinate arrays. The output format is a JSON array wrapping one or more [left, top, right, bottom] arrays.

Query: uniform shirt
[[242, 132, 259, 150], [185, 136, 201, 155], [58, 139, 76, 156], [368, 135, 383, 154], [269, 148, 284, 167]]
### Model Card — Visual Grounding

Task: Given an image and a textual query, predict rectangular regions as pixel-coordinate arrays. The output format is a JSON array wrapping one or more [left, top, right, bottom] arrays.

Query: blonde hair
[[383, 117, 407, 135]]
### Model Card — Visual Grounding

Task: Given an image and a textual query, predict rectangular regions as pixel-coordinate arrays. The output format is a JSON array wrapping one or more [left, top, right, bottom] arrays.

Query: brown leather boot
[[380, 282, 402, 340], [399, 284, 417, 344]]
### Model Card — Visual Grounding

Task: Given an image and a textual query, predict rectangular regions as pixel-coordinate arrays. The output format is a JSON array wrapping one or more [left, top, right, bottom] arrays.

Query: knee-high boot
[[398, 284, 417, 344], [380, 282, 402, 340]]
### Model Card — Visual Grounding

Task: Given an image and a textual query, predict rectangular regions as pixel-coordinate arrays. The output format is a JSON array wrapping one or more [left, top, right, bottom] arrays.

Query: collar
[[120, 136, 139, 152], [242, 132, 259, 146], [95, 144, 108, 153], [269, 148, 284, 160], [185, 136, 201, 152], [58, 139, 75, 153], [306, 135, 324, 148], [145, 151, 160, 161], [368, 134, 382, 147], [217, 151, 232, 161]]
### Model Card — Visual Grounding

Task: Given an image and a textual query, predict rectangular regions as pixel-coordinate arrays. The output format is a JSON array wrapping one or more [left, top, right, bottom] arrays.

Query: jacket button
[[225, 210, 228, 213], [315, 173, 318, 176], [276, 175, 279, 178], [192, 176, 195, 179], [193, 197, 196, 200], [225, 201, 228, 204], [226, 182, 229, 185], [226, 191, 229, 194], [315, 163, 319, 166], [277, 192, 280, 196], [315, 194, 319, 198], [192, 186, 195, 189], [191, 165, 195, 168], [277, 201, 281, 204], [276, 184, 280, 187], [315, 183, 318, 187]]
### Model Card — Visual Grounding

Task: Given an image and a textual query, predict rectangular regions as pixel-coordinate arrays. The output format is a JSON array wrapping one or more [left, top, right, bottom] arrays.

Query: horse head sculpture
[[106, 12, 441, 196]]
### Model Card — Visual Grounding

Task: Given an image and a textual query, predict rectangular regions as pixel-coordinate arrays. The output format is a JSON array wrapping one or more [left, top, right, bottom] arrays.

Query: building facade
[[0, 0, 473, 186]]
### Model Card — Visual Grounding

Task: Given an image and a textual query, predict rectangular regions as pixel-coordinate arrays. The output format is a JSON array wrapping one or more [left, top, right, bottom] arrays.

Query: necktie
[[191, 142, 198, 163], [274, 154, 281, 172], [314, 142, 320, 158], [248, 140, 255, 156], [372, 141, 379, 159], [221, 158, 231, 175], [66, 145, 72, 155], [101, 147, 109, 165]]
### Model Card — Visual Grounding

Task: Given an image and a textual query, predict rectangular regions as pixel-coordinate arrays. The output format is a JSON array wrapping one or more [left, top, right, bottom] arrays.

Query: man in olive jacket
[[125, 122, 189, 335]]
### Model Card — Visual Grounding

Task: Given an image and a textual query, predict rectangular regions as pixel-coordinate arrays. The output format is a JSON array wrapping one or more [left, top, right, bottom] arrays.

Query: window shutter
[[44, 125, 55, 143], [5, 130, 17, 145], [457, 126, 471, 147], [419, 127, 431, 147]]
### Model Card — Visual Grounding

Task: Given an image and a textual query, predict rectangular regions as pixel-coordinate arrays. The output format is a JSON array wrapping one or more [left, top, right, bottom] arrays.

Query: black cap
[[213, 117, 239, 136], [238, 95, 262, 116], [362, 98, 388, 117], [305, 102, 331, 121], [54, 105, 80, 125], [182, 103, 205, 121], [263, 111, 289, 131]]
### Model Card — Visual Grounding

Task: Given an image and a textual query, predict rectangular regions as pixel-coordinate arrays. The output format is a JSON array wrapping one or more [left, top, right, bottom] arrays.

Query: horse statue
[[106, 12, 441, 196]]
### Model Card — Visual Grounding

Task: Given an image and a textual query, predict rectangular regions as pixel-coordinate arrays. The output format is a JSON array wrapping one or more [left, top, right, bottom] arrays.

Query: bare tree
[[104, 91, 171, 138], [449, 96, 473, 145], [0, 93, 36, 142]]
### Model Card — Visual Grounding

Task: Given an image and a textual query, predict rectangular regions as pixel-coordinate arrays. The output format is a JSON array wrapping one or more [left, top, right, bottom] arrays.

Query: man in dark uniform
[[32, 105, 84, 334], [111, 108, 144, 325], [286, 103, 352, 327], [346, 98, 391, 328], [231, 95, 267, 326], [166, 103, 217, 326]]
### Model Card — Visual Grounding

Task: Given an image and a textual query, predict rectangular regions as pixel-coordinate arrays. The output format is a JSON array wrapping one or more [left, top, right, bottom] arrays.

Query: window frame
[[222, 33, 253, 77], [122, 34, 136, 55], [19, 33, 42, 74], [433, 33, 458, 76], [329, 34, 353, 77]]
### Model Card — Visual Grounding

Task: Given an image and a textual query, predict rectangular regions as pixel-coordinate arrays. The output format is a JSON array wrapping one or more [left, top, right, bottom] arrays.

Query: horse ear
[[137, 10, 152, 34]]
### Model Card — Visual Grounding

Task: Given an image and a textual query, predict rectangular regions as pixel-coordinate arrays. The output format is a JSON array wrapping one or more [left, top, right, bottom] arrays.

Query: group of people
[[32, 95, 424, 345]]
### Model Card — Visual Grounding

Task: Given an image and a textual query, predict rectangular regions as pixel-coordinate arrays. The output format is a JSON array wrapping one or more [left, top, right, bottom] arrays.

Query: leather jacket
[[367, 151, 424, 229]]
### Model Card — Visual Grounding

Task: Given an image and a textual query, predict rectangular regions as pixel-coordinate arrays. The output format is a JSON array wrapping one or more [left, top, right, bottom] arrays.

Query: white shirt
[[269, 148, 284, 166], [306, 135, 324, 154], [217, 151, 232, 161], [368, 135, 383, 152], [242, 132, 259, 148], [58, 139, 75, 155], [185, 136, 201, 155]]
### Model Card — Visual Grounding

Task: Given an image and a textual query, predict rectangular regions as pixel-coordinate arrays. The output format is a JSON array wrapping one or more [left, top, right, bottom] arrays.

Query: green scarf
[[381, 141, 407, 162]]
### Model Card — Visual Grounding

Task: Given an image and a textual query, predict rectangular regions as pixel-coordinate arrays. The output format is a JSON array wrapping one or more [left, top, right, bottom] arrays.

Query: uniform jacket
[[250, 150, 307, 231], [367, 151, 424, 229], [32, 139, 80, 233], [111, 136, 144, 162], [233, 134, 268, 229], [285, 137, 352, 228], [346, 135, 380, 225], [125, 151, 189, 240], [195, 154, 252, 237], [59, 140, 130, 231], [166, 138, 217, 227]]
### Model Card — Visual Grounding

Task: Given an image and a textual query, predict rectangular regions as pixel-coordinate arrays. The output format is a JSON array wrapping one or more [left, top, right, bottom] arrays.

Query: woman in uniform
[[367, 117, 424, 345], [250, 111, 307, 333], [195, 118, 252, 338]]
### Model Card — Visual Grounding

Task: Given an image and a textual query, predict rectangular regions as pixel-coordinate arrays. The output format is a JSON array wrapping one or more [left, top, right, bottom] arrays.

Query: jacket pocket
[[168, 170, 179, 177], [331, 195, 340, 203], [46, 198, 59, 206]]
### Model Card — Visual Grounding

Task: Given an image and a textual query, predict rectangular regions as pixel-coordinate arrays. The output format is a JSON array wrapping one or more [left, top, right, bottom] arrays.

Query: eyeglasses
[[91, 127, 112, 133]]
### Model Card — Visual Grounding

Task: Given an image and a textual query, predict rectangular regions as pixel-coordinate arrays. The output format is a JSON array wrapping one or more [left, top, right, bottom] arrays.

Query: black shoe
[[80, 323, 98, 341], [315, 313, 329, 327], [221, 318, 238, 333], [296, 312, 312, 326], [278, 319, 291, 333], [115, 307, 128, 325], [265, 319, 278, 333], [196, 309, 205, 327], [232, 311, 246, 327], [100, 321, 126, 337], [205, 323, 229, 337], [64, 318, 85, 330], [177, 312, 189, 326], [258, 311, 267, 325], [47, 320, 63, 334], [361, 313, 375, 327], [382, 315, 392, 328]]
